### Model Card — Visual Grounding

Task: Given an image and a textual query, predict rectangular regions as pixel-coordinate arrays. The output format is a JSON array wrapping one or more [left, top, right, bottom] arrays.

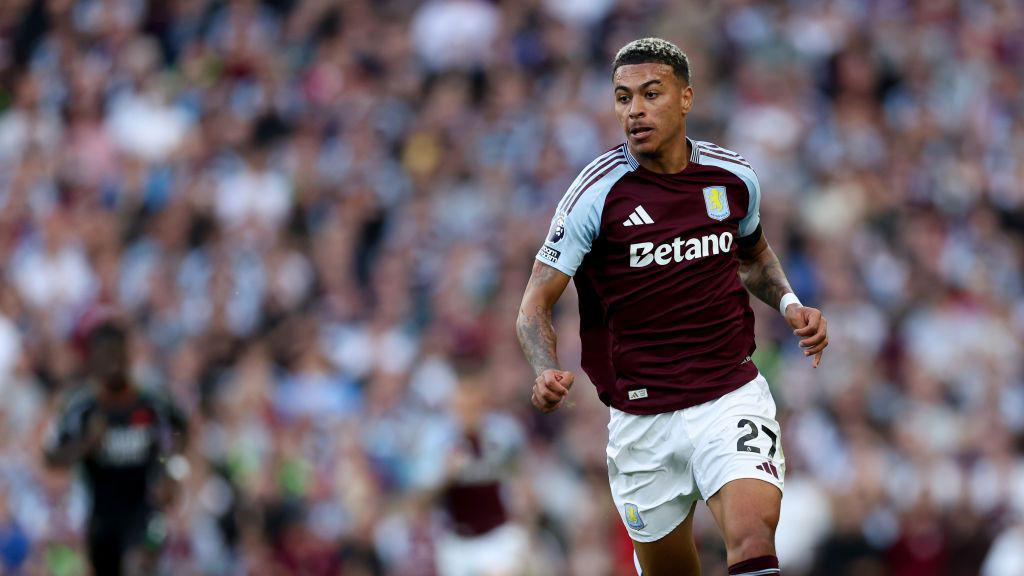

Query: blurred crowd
[[0, 0, 1023, 574]]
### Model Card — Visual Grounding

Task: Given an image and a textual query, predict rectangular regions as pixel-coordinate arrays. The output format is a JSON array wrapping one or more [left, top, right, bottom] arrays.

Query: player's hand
[[785, 305, 828, 368], [82, 412, 108, 455], [531, 369, 574, 413]]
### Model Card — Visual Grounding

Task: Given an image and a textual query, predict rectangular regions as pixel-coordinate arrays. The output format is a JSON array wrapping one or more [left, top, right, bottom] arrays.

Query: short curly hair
[[612, 38, 691, 85]]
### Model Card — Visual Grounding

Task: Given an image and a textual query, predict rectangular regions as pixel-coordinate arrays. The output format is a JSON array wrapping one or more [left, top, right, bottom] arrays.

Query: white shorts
[[435, 523, 529, 576], [607, 373, 785, 542]]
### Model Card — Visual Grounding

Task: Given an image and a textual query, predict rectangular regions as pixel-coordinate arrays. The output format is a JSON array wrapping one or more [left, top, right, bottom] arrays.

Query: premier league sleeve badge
[[548, 213, 566, 243]]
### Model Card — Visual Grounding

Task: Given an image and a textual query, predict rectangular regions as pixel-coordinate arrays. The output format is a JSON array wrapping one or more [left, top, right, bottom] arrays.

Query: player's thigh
[[87, 530, 125, 576], [632, 502, 701, 576], [706, 478, 781, 562]]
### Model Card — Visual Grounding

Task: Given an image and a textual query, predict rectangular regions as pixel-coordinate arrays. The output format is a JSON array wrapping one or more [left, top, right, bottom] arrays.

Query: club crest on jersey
[[548, 213, 566, 243], [624, 503, 645, 530], [702, 186, 730, 221]]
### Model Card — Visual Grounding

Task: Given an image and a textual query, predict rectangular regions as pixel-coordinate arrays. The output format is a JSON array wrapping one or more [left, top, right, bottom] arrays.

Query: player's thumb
[[541, 370, 566, 394], [556, 370, 574, 389], [786, 306, 807, 331]]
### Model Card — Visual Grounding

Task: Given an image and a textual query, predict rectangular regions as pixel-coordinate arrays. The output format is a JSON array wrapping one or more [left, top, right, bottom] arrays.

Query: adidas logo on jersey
[[629, 232, 734, 268], [623, 205, 654, 227], [627, 388, 648, 400]]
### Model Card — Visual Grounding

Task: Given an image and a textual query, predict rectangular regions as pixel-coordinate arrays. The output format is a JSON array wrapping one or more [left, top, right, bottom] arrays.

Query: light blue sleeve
[[700, 153, 762, 238], [737, 168, 761, 238], [535, 164, 630, 276], [408, 420, 455, 490], [536, 205, 600, 277]]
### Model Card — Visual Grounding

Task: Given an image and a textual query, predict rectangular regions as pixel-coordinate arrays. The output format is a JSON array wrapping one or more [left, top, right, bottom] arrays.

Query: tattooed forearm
[[738, 241, 794, 311], [516, 304, 559, 376], [516, 263, 563, 376]]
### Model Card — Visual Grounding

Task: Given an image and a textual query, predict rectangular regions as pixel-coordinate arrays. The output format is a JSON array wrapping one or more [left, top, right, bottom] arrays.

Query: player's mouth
[[629, 125, 654, 142]]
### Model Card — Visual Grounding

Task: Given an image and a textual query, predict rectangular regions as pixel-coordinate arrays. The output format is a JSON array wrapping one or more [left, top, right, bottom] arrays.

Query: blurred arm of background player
[[43, 397, 106, 468], [152, 393, 191, 508], [735, 226, 829, 367], [516, 261, 574, 413]]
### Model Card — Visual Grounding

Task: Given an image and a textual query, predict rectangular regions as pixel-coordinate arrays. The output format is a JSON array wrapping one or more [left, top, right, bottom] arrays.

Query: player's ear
[[680, 83, 694, 115]]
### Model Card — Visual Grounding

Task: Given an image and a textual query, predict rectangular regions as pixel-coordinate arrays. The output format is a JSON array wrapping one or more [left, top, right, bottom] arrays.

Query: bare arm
[[516, 260, 575, 412], [44, 441, 85, 468], [736, 227, 829, 367], [44, 408, 105, 468], [735, 228, 793, 312], [516, 260, 571, 376]]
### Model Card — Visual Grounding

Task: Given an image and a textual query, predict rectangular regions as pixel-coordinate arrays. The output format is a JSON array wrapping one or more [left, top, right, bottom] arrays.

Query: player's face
[[453, 380, 485, 429], [88, 333, 129, 391], [613, 63, 693, 156]]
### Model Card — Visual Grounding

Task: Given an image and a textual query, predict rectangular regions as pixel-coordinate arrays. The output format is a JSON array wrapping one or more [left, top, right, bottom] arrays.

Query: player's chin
[[628, 134, 658, 154]]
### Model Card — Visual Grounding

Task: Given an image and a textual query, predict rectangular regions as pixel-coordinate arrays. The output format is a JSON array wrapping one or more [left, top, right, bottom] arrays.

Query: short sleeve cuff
[[535, 249, 575, 277], [738, 214, 761, 238]]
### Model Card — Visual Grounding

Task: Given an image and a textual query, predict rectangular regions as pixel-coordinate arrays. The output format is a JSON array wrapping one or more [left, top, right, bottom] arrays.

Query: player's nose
[[628, 99, 645, 118]]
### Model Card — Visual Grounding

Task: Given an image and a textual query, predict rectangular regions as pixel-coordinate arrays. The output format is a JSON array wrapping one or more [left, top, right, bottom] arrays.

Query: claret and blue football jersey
[[537, 138, 762, 414]]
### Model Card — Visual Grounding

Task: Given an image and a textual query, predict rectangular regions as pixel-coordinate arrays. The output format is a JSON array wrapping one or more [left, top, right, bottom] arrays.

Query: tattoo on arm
[[516, 264, 561, 376], [738, 237, 794, 311]]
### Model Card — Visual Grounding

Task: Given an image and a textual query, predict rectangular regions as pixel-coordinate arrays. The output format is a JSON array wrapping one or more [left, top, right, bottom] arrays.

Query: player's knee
[[725, 517, 776, 561]]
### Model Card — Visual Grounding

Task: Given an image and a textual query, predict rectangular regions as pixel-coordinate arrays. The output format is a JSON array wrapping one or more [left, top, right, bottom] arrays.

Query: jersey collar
[[623, 137, 698, 171]]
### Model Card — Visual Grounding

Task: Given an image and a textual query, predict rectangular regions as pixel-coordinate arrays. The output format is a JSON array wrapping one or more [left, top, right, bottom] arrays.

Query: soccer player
[[44, 320, 188, 576], [515, 38, 829, 576], [412, 365, 528, 576]]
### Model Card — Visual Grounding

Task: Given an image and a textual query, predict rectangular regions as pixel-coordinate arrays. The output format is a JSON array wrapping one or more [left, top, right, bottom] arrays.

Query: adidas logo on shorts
[[756, 461, 779, 480]]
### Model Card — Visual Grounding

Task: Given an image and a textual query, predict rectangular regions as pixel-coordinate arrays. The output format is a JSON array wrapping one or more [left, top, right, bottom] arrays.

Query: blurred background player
[[44, 320, 188, 576], [413, 363, 528, 576]]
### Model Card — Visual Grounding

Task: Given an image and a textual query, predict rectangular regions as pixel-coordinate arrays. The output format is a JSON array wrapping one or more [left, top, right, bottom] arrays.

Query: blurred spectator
[[0, 487, 31, 573]]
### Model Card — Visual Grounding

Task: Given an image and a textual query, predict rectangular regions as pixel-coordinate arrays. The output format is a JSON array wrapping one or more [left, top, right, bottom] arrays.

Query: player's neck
[[98, 378, 136, 405], [631, 133, 691, 175]]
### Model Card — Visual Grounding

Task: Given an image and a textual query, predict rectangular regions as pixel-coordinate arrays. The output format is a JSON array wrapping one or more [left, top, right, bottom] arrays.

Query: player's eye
[[617, 94, 630, 103], [646, 91, 658, 99]]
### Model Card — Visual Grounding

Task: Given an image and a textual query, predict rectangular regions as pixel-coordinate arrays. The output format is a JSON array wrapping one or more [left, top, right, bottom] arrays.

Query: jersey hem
[[603, 368, 757, 415]]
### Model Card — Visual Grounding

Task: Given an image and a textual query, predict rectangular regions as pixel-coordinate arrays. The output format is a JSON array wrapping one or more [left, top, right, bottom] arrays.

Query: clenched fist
[[531, 369, 574, 413]]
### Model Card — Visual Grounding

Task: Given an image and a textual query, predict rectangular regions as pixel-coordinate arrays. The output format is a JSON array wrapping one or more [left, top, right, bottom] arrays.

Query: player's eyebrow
[[615, 79, 663, 92]]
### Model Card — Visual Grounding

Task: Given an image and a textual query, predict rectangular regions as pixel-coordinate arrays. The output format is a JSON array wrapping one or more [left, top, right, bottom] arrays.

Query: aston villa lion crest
[[624, 503, 645, 530], [702, 186, 730, 221]]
